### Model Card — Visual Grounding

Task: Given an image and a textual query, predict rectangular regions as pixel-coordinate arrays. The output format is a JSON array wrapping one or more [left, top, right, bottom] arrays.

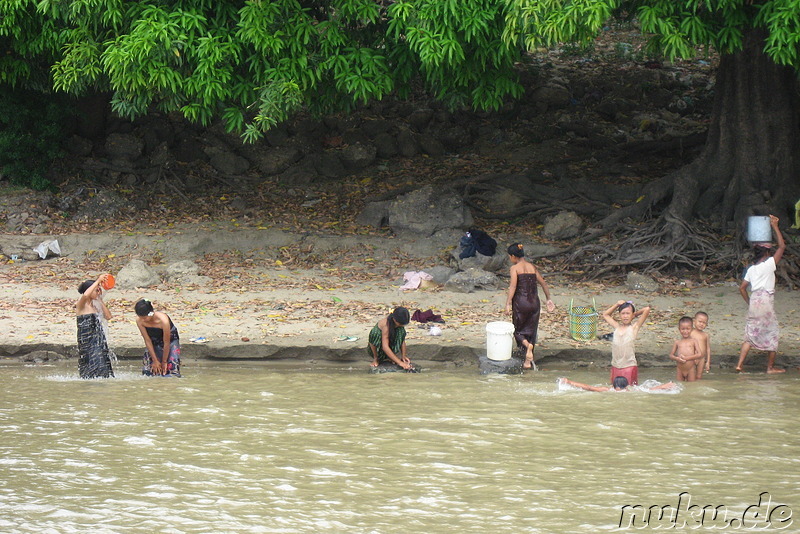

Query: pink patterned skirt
[[744, 289, 779, 351]]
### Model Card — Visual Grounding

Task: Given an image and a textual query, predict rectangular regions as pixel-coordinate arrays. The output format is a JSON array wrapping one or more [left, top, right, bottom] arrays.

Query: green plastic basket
[[569, 298, 598, 341]]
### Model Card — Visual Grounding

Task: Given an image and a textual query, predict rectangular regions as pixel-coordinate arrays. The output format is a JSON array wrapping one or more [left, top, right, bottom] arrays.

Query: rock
[[313, 152, 347, 179], [424, 265, 457, 285], [206, 147, 250, 175], [75, 190, 127, 221], [277, 160, 319, 186], [418, 134, 445, 157], [408, 108, 434, 131], [361, 119, 394, 138], [374, 133, 398, 158], [166, 260, 199, 280], [104, 133, 144, 160], [387, 185, 473, 236], [626, 272, 659, 292], [356, 200, 391, 228], [116, 259, 161, 289], [532, 84, 571, 110], [478, 355, 524, 375], [439, 126, 473, 151], [543, 211, 584, 240], [63, 135, 93, 156], [396, 129, 419, 157], [339, 142, 376, 170], [443, 268, 500, 293], [454, 251, 508, 273], [254, 146, 303, 176], [21, 350, 63, 363], [173, 136, 208, 163]]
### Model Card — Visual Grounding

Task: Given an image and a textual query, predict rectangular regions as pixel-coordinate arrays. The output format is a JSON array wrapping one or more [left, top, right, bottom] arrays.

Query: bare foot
[[522, 347, 534, 369], [735, 367, 743, 373], [767, 367, 786, 374], [370, 360, 378, 367]]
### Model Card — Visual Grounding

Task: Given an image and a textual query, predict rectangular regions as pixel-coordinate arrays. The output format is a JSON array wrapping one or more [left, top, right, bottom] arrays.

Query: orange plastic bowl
[[101, 274, 115, 290]]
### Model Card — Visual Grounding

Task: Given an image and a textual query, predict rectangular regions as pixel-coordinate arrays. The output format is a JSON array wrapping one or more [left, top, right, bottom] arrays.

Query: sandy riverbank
[[3, 236, 799, 373]]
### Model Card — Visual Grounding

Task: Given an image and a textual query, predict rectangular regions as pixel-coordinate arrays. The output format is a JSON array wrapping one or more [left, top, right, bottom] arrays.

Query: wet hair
[[78, 280, 96, 294], [507, 243, 525, 258], [679, 316, 693, 327], [387, 306, 410, 344], [694, 311, 708, 320], [134, 299, 155, 317], [612, 376, 629, 389], [617, 301, 635, 313]]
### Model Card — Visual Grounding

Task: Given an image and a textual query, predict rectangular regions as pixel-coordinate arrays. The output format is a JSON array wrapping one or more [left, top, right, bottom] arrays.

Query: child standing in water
[[691, 311, 711, 379], [669, 316, 703, 382], [75, 275, 114, 379], [134, 299, 181, 377], [367, 307, 415, 371], [601, 300, 650, 386], [736, 214, 786, 374], [505, 243, 555, 369]]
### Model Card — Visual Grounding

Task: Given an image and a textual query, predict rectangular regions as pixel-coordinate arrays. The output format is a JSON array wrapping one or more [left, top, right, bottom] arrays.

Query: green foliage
[[0, 88, 71, 190], [3, 0, 800, 145]]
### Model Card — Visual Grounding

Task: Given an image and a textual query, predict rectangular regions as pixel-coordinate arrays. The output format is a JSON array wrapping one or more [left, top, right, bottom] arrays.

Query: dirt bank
[[2, 225, 799, 374]]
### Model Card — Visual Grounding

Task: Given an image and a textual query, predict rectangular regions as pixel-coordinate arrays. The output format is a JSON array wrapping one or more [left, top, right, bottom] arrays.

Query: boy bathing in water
[[560, 377, 677, 392], [691, 312, 711, 379], [669, 317, 703, 382]]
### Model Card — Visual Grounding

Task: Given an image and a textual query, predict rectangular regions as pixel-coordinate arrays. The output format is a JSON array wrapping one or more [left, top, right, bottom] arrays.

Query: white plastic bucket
[[747, 216, 771, 243], [486, 321, 515, 361]]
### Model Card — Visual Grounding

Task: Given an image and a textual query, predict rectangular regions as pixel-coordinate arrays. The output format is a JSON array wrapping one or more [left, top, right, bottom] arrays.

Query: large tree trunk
[[570, 28, 800, 276], [668, 28, 800, 239]]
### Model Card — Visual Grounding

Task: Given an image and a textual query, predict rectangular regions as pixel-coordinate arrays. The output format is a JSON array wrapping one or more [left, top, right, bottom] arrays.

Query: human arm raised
[[601, 301, 624, 329], [633, 306, 651, 330], [770, 214, 786, 264]]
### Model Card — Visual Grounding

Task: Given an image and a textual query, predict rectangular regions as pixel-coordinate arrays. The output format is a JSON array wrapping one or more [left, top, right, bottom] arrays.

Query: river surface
[[0, 361, 797, 533]]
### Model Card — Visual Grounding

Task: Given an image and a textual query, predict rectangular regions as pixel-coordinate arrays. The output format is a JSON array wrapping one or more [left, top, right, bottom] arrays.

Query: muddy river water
[[0, 361, 797, 533]]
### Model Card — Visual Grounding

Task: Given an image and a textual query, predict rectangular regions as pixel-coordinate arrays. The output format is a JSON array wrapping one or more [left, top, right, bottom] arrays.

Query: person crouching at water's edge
[[368, 307, 415, 370], [135, 299, 181, 377], [76, 275, 114, 379]]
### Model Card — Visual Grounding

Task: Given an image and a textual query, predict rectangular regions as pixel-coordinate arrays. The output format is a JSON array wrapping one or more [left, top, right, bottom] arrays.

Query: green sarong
[[367, 323, 406, 363]]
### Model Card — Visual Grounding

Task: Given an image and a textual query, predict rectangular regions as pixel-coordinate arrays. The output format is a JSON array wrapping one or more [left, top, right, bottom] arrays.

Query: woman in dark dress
[[135, 299, 181, 377], [505, 243, 555, 369], [76, 275, 115, 379]]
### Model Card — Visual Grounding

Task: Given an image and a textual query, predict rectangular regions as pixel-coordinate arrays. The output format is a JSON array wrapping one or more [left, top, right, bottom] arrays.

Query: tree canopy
[[3, 0, 799, 142]]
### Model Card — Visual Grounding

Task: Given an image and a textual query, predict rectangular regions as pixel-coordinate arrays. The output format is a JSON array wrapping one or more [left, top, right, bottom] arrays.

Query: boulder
[[418, 134, 445, 157], [443, 268, 500, 293], [206, 147, 251, 175], [104, 133, 144, 161], [626, 272, 659, 292], [543, 211, 584, 240], [340, 142, 377, 170], [254, 146, 303, 176], [396, 129, 419, 157], [532, 84, 571, 110], [374, 133, 398, 158], [424, 265, 457, 285], [387, 185, 473, 236], [116, 259, 161, 289], [454, 251, 508, 273], [408, 108, 434, 131], [356, 200, 391, 228]]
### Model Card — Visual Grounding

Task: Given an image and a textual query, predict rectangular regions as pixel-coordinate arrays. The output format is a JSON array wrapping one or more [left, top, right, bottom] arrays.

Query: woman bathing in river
[[75, 275, 114, 379], [367, 306, 415, 371]]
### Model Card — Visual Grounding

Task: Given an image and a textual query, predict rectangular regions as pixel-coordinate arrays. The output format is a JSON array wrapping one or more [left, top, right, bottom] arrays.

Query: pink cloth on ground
[[400, 271, 433, 291]]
